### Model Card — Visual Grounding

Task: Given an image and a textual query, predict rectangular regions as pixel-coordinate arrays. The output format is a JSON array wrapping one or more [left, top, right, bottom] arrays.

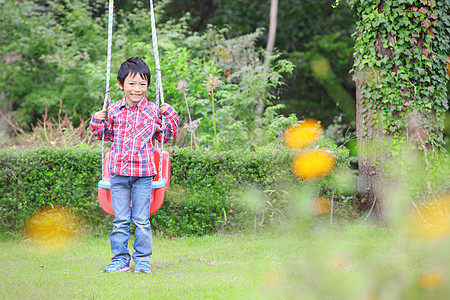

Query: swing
[[98, 148, 171, 215], [97, 0, 170, 215]]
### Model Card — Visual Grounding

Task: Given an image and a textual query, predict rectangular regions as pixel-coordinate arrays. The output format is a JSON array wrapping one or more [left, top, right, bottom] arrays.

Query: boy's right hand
[[93, 109, 107, 120]]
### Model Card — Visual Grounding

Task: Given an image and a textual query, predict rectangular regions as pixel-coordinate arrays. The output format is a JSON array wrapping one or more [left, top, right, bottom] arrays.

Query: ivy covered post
[[347, 0, 450, 217]]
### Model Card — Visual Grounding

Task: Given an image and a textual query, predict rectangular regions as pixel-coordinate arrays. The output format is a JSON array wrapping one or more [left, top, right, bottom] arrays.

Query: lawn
[[1, 222, 449, 299]]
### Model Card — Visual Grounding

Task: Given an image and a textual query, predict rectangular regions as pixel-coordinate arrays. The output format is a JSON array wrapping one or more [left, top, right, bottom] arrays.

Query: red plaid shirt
[[90, 96, 179, 177]]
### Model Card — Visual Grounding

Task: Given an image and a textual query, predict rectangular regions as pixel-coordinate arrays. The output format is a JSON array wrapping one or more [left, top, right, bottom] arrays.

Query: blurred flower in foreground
[[283, 119, 323, 149], [291, 149, 335, 180], [408, 193, 450, 243], [312, 196, 330, 215], [417, 269, 446, 289], [24, 206, 80, 251]]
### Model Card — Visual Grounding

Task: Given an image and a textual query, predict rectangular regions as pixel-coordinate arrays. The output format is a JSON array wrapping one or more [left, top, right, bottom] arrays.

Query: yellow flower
[[408, 193, 450, 242], [283, 119, 323, 149], [417, 269, 446, 289], [291, 149, 335, 180], [24, 206, 80, 251]]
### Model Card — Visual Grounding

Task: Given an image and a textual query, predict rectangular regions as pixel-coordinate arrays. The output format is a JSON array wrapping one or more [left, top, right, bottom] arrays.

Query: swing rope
[[101, 0, 166, 182], [149, 0, 166, 179], [101, 0, 114, 182]]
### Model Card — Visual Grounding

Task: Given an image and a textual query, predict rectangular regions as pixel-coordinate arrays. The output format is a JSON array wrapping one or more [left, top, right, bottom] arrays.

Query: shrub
[[0, 146, 111, 235], [0, 143, 350, 236]]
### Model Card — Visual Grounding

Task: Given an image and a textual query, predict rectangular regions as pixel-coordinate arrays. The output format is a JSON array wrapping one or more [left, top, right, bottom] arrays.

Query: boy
[[90, 57, 179, 273]]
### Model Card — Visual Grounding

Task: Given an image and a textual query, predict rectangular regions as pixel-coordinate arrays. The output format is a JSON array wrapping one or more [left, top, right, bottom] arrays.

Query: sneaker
[[135, 261, 151, 273], [103, 260, 130, 273]]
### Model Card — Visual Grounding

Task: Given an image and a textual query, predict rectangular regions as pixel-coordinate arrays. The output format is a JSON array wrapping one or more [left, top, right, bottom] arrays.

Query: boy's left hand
[[160, 103, 171, 114]]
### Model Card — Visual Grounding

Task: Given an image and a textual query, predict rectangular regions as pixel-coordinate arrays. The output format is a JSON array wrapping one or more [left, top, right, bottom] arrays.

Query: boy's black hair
[[117, 57, 151, 87]]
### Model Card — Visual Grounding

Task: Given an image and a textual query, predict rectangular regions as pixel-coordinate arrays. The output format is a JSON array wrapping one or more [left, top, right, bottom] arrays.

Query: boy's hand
[[93, 109, 107, 120], [160, 103, 171, 114]]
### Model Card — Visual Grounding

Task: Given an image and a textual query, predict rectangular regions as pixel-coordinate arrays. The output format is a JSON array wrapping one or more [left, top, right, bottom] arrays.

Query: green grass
[[1, 223, 449, 299]]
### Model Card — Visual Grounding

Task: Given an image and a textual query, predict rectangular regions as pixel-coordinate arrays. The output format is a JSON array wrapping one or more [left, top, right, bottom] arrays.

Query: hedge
[[0, 145, 348, 236]]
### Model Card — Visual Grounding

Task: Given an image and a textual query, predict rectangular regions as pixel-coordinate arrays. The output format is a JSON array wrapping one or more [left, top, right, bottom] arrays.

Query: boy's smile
[[118, 73, 149, 106]]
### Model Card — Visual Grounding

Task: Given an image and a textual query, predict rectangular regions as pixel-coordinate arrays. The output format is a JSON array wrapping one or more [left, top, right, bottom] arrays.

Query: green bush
[[0, 143, 350, 236], [158, 147, 298, 235], [0, 146, 112, 235]]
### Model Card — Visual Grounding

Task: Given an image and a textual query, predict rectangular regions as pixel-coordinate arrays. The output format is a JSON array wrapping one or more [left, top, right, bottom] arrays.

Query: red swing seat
[[97, 148, 170, 215]]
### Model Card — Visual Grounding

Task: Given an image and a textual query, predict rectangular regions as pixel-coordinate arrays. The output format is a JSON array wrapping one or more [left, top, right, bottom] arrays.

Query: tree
[[343, 0, 450, 217], [255, 0, 279, 117], [266, 0, 278, 56]]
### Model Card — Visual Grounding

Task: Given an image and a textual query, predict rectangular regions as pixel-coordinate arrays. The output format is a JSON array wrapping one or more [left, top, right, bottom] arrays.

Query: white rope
[[101, 0, 114, 181], [149, 0, 166, 177]]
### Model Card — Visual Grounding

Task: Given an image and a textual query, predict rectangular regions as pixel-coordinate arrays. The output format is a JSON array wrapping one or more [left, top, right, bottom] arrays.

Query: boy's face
[[118, 73, 148, 106]]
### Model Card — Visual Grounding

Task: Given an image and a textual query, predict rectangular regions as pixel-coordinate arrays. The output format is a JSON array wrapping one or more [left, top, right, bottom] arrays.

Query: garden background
[[1, 0, 450, 298], [0, 0, 364, 232]]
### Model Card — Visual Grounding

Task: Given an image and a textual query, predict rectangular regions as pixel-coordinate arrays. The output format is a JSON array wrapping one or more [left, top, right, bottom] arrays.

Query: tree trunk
[[353, 0, 448, 219], [266, 0, 278, 56], [355, 84, 388, 218], [255, 0, 279, 117]]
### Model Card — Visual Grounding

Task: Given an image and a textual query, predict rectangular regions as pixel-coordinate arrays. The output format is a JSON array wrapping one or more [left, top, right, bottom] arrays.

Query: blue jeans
[[109, 174, 153, 264]]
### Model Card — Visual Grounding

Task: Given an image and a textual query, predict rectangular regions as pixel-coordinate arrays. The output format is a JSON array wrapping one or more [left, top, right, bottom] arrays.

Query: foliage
[[384, 142, 450, 200], [134, 22, 297, 150], [0, 142, 351, 236], [0, 146, 111, 234], [346, 0, 450, 150], [162, 0, 357, 126], [0, 0, 297, 150], [163, 0, 354, 53], [0, 0, 106, 126], [285, 32, 356, 124]]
